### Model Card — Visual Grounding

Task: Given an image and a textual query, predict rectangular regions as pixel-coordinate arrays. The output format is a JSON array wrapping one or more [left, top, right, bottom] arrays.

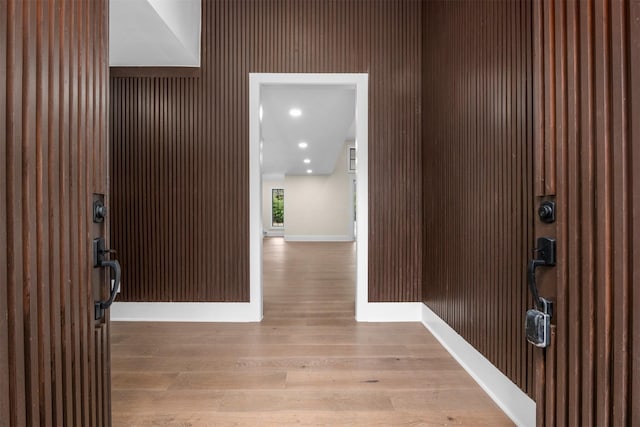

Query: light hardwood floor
[[111, 238, 513, 426]]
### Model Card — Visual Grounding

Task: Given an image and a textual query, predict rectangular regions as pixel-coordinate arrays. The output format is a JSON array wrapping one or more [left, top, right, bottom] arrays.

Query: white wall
[[261, 143, 354, 241], [284, 142, 354, 241], [262, 178, 285, 236]]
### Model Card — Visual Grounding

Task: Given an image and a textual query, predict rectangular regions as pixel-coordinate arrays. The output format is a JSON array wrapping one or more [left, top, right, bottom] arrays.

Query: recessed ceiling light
[[289, 108, 302, 118], [298, 142, 308, 149], [259, 105, 263, 121], [303, 158, 311, 164], [306, 169, 313, 174]]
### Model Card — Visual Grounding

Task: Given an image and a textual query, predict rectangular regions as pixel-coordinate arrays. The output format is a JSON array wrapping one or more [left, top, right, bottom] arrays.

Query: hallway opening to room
[[251, 74, 369, 320], [258, 81, 357, 319]]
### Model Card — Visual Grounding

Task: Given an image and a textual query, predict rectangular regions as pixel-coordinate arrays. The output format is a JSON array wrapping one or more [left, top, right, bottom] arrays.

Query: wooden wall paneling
[[421, 0, 534, 398], [524, 0, 535, 398], [1, 0, 110, 424], [631, 1, 640, 422], [86, 2, 96, 423], [6, 1, 28, 425], [564, 0, 581, 425], [532, 0, 638, 425], [37, 0, 54, 424], [552, 0, 568, 423], [576, 1, 596, 424], [593, 1, 612, 425], [59, 0, 74, 422], [0, 0, 9, 421], [24, 0, 40, 423], [48, 0, 64, 421], [111, 0, 423, 303], [610, 2, 631, 424]]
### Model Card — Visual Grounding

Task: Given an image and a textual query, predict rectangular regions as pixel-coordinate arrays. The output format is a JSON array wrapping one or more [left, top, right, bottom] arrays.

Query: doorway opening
[[249, 73, 369, 321]]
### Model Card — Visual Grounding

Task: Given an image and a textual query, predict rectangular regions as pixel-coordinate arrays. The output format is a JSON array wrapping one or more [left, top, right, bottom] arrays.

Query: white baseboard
[[110, 302, 262, 322], [284, 234, 354, 242], [420, 304, 536, 427], [111, 301, 419, 323], [356, 302, 422, 322], [263, 230, 284, 237]]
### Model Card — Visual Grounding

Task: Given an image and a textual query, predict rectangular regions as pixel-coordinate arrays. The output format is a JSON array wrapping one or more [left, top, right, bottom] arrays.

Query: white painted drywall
[[282, 142, 354, 241], [110, 0, 201, 67]]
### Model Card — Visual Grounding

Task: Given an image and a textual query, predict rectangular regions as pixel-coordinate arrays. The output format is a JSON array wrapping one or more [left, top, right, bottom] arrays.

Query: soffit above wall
[[109, 0, 201, 67]]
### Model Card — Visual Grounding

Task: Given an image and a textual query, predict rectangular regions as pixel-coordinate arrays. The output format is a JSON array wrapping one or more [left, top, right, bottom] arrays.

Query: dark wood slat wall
[[110, 0, 423, 302], [421, 0, 535, 397], [631, 2, 640, 424], [1, 0, 110, 425], [532, 0, 640, 425], [0, 0, 9, 421]]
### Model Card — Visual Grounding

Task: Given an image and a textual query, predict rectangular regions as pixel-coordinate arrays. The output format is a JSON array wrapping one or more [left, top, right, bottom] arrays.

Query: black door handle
[[527, 237, 556, 312], [528, 259, 551, 313], [525, 237, 556, 348], [93, 237, 122, 320]]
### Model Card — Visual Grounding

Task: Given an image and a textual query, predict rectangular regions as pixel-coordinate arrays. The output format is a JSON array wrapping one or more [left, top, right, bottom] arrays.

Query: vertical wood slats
[[533, 0, 640, 425], [0, 0, 110, 425], [421, 0, 534, 397], [110, 0, 423, 303], [631, 2, 640, 424]]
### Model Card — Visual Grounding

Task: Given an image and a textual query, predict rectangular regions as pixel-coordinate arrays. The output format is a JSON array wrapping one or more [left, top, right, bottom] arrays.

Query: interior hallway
[[111, 238, 512, 426]]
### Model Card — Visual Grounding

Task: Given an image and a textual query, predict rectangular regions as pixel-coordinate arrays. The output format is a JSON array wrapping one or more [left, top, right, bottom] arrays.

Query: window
[[272, 189, 284, 227], [347, 145, 356, 173]]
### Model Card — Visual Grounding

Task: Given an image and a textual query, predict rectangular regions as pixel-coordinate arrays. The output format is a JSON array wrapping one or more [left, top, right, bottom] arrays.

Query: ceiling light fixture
[[306, 169, 313, 174], [298, 142, 308, 149], [303, 158, 311, 164], [289, 108, 302, 118]]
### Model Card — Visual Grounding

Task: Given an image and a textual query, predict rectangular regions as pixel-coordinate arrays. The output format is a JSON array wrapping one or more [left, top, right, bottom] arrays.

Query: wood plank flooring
[[111, 238, 513, 426]]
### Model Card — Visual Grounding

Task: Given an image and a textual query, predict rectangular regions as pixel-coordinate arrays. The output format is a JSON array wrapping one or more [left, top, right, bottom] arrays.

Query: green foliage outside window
[[272, 189, 284, 227]]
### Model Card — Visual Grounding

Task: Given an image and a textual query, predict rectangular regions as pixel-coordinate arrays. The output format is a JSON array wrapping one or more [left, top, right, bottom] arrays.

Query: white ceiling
[[109, 0, 201, 67], [261, 85, 356, 177]]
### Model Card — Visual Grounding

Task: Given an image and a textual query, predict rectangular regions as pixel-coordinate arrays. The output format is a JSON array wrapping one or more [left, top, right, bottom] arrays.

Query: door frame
[[248, 73, 369, 320]]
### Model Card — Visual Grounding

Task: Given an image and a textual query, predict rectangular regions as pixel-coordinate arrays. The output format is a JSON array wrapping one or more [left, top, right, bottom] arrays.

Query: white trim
[[111, 302, 261, 322], [357, 302, 422, 322], [284, 235, 353, 242], [349, 175, 356, 241], [249, 75, 264, 321], [420, 304, 536, 427], [111, 301, 423, 323], [264, 230, 285, 237], [250, 73, 373, 322]]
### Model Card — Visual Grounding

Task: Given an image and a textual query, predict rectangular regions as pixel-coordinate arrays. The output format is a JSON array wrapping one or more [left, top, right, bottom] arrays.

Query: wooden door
[[532, 0, 640, 425], [1, 0, 111, 425]]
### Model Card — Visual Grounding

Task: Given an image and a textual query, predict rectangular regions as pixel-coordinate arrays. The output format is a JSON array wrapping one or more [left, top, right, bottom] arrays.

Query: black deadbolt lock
[[93, 200, 107, 223], [538, 201, 556, 223]]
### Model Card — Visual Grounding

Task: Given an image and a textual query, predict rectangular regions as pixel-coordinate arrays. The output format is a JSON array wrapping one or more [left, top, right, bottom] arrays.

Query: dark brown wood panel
[[110, 0, 423, 302], [0, 0, 111, 425], [421, 0, 535, 397], [0, 0, 9, 421], [532, 0, 640, 425], [631, 2, 640, 423]]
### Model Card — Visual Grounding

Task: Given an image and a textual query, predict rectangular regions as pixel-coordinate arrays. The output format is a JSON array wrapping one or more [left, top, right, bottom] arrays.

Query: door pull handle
[[525, 237, 556, 348], [93, 237, 121, 320]]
